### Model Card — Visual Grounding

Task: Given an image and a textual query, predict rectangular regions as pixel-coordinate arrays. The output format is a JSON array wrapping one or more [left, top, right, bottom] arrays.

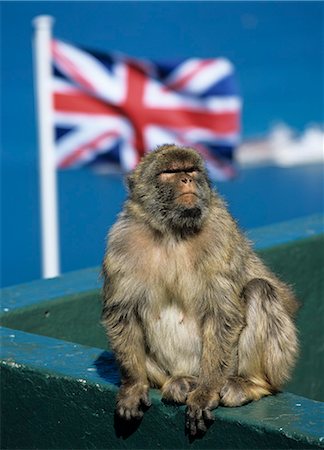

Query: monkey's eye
[[158, 168, 199, 182], [159, 167, 199, 175]]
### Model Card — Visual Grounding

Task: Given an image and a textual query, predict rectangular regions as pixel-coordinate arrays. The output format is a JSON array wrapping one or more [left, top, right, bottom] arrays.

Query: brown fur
[[102, 144, 299, 435]]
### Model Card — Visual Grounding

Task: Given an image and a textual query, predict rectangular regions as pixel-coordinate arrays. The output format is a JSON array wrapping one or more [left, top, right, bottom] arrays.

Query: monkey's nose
[[181, 177, 192, 184]]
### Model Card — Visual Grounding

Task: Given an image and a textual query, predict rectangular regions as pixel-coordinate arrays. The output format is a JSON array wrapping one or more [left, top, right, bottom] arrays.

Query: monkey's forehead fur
[[130, 144, 207, 178]]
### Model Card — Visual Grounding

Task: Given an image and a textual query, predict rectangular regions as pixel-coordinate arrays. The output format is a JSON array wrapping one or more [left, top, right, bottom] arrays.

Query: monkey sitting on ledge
[[102, 144, 298, 435]]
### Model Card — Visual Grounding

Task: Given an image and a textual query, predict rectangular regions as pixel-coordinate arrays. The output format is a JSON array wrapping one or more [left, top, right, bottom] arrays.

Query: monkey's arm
[[102, 279, 151, 420], [186, 300, 242, 435]]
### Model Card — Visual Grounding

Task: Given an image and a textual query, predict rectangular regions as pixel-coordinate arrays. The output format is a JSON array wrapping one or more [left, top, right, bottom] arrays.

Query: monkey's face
[[128, 146, 212, 236]]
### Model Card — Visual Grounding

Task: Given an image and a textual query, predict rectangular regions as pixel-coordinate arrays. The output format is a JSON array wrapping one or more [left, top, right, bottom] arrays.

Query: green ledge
[[1, 214, 324, 449], [1, 326, 323, 450]]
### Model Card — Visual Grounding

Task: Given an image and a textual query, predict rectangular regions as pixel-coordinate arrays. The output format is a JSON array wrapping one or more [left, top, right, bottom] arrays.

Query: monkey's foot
[[186, 387, 219, 436], [161, 376, 198, 404], [220, 376, 272, 407], [116, 382, 151, 420]]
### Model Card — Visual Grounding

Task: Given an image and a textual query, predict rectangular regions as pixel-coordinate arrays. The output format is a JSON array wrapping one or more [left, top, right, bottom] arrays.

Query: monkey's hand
[[116, 382, 151, 420], [185, 386, 219, 435]]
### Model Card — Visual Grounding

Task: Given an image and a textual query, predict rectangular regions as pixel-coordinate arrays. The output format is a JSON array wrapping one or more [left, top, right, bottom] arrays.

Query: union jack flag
[[52, 39, 241, 180]]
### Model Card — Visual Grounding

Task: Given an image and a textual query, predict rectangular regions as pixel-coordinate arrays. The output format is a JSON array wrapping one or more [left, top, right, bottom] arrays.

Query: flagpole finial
[[33, 15, 55, 30]]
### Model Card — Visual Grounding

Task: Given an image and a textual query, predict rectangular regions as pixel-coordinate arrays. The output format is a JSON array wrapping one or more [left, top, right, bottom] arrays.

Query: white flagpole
[[33, 15, 60, 279]]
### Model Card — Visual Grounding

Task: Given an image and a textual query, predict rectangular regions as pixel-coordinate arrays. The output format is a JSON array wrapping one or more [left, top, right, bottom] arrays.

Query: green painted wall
[[0, 290, 106, 349], [260, 235, 324, 402]]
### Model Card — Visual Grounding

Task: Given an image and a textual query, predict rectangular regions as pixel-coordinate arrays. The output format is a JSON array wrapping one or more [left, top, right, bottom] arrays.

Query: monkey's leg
[[161, 376, 198, 404], [186, 314, 235, 435], [145, 357, 168, 388], [146, 356, 198, 403], [102, 302, 151, 420], [220, 376, 273, 407], [220, 278, 298, 407]]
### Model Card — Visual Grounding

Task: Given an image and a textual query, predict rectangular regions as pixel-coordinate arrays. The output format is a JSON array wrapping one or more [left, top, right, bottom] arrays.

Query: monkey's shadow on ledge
[[113, 412, 145, 439], [94, 350, 121, 386], [94, 351, 145, 438]]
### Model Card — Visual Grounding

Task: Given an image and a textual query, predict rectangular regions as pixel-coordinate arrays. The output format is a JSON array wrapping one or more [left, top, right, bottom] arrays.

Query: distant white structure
[[237, 124, 324, 168]]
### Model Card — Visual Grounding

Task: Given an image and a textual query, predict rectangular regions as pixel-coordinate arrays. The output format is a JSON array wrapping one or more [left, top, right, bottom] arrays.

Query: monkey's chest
[[145, 305, 202, 377]]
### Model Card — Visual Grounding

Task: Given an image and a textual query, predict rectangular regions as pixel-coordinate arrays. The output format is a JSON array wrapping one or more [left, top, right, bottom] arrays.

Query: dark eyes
[[159, 167, 199, 175]]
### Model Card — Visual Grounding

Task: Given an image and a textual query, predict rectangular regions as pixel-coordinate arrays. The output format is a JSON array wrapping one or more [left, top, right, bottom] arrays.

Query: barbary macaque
[[102, 144, 298, 435]]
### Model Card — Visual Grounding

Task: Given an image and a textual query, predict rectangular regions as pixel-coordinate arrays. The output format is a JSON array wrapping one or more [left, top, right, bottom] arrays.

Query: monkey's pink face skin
[[159, 169, 200, 207], [159, 169, 198, 182]]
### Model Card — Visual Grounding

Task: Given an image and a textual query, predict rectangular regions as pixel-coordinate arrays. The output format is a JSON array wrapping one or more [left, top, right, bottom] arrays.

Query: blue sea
[[1, 2, 323, 288]]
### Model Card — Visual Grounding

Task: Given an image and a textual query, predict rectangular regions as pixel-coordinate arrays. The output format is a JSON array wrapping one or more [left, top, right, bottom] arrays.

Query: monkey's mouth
[[176, 192, 201, 211], [177, 192, 199, 199], [177, 192, 199, 206]]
